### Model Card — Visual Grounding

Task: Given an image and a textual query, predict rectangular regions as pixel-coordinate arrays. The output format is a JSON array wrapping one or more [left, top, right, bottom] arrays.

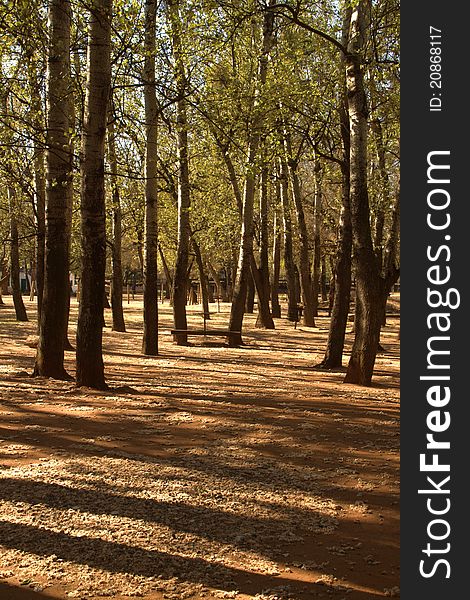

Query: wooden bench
[[170, 311, 241, 345], [170, 329, 241, 345]]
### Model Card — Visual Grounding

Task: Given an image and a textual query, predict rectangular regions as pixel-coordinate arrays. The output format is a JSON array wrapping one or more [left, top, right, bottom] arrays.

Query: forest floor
[[0, 295, 400, 600]]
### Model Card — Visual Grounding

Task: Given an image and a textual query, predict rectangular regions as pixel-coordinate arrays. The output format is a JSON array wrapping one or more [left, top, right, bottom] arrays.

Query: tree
[[343, 0, 383, 385], [278, 156, 298, 321], [270, 195, 282, 318], [255, 156, 274, 327], [33, 0, 73, 378], [8, 186, 28, 322], [27, 57, 46, 325], [76, 0, 112, 389], [283, 129, 315, 326], [142, 0, 158, 354], [228, 2, 276, 345], [107, 106, 126, 333], [167, 0, 191, 346], [320, 7, 352, 369], [0, 0, 399, 387]]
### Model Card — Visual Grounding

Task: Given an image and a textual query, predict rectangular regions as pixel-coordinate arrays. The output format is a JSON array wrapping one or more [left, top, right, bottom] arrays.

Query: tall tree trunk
[[218, 142, 243, 214], [321, 255, 328, 301], [255, 161, 275, 328], [76, 0, 112, 389], [8, 188, 28, 322], [34, 0, 74, 378], [63, 65, 77, 352], [245, 272, 255, 313], [228, 141, 256, 340], [136, 229, 144, 277], [311, 158, 322, 317], [279, 158, 298, 322], [369, 71, 390, 268], [215, 135, 272, 326], [25, 41, 46, 325], [228, 3, 276, 345], [107, 110, 126, 332], [30, 79, 46, 325], [63, 279, 74, 351], [271, 203, 282, 318], [371, 114, 387, 264], [228, 261, 236, 302], [34, 151, 46, 325], [383, 188, 400, 281], [23, 260, 30, 295], [380, 188, 400, 327], [343, 0, 383, 386], [29, 261, 36, 301], [284, 132, 315, 326], [320, 8, 353, 369], [191, 236, 210, 319], [158, 244, 173, 298], [167, 0, 191, 346], [0, 258, 9, 298], [142, 0, 158, 354], [322, 201, 352, 367]]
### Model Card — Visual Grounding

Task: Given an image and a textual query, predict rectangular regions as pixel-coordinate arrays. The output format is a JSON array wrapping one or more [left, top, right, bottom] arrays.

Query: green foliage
[[0, 0, 399, 284]]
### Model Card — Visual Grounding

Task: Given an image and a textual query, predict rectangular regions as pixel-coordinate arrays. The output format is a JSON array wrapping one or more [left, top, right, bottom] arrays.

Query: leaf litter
[[0, 299, 400, 599]]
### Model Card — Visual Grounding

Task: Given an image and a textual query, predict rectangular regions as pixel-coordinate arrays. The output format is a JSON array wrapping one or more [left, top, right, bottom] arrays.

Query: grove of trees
[[0, 0, 399, 388]]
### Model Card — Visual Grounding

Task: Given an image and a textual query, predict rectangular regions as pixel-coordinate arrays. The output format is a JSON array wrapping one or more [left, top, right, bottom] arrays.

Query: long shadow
[[0, 520, 329, 598], [0, 378, 400, 423], [0, 387, 399, 487], [0, 477, 330, 551], [0, 582, 55, 599], [0, 408, 399, 479], [1, 421, 399, 500], [0, 456, 398, 561]]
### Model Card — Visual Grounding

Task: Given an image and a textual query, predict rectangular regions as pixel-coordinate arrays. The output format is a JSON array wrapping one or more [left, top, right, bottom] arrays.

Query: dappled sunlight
[[0, 298, 399, 599]]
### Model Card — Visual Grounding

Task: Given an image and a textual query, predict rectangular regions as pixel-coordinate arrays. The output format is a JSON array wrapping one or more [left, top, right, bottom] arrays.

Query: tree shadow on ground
[[0, 520, 388, 599], [0, 582, 56, 599]]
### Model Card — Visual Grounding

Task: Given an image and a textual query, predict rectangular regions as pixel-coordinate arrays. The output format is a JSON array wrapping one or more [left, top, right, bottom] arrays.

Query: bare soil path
[[0, 296, 400, 600]]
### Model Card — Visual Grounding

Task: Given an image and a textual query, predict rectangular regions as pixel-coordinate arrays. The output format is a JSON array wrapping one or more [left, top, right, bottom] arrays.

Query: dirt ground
[[0, 295, 400, 600]]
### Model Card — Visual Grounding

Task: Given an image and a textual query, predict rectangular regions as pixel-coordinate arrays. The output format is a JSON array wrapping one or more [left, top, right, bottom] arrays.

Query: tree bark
[[279, 158, 298, 322], [343, 1, 383, 386], [215, 136, 272, 327], [369, 70, 390, 268], [158, 244, 173, 298], [107, 109, 126, 332], [30, 69, 46, 326], [34, 0, 74, 378], [23, 33, 47, 325], [167, 0, 191, 346], [320, 6, 353, 369], [0, 259, 9, 298], [284, 132, 315, 326], [380, 187, 400, 327], [311, 158, 322, 317], [245, 271, 255, 313], [321, 200, 352, 367], [371, 113, 387, 264], [34, 153, 46, 324], [271, 202, 282, 318], [142, 0, 159, 354], [228, 3, 276, 345], [76, 0, 112, 389], [8, 188, 28, 322], [255, 161, 275, 328], [321, 255, 328, 301], [191, 236, 210, 319]]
